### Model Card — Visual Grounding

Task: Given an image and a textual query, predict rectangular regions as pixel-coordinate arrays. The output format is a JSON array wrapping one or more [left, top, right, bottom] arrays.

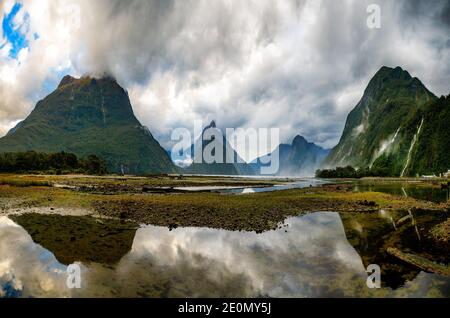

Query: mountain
[[184, 121, 256, 175], [371, 94, 450, 176], [0, 75, 176, 174], [255, 135, 329, 176], [323, 66, 437, 172]]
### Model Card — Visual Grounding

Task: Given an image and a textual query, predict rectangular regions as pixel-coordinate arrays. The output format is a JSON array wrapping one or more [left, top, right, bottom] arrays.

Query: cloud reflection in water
[[0, 213, 448, 297]]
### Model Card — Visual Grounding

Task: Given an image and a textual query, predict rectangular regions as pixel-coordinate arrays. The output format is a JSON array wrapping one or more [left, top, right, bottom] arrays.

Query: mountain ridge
[[323, 65, 450, 177], [184, 120, 256, 175], [0, 75, 177, 174], [255, 135, 329, 176], [323, 66, 437, 171]]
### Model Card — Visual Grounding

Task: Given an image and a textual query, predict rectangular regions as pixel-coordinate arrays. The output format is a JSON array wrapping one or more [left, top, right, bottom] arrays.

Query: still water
[[0, 211, 448, 298], [174, 179, 449, 201], [220, 179, 330, 194], [353, 183, 449, 203], [175, 178, 330, 194]]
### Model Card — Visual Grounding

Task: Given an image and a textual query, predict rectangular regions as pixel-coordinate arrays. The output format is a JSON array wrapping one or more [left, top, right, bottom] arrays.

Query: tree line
[[0, 151, 108, 175], [315, 165, 394, 178]]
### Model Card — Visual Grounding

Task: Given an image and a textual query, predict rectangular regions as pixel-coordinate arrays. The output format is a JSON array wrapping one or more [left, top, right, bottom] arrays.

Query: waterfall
[[370, 127, 401, 168], [100, 87, 106, 125], [400, 117, 424, 177]]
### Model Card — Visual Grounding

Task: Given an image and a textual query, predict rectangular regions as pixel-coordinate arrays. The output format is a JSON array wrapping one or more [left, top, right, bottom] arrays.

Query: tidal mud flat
[[0, 174, 448, 232]]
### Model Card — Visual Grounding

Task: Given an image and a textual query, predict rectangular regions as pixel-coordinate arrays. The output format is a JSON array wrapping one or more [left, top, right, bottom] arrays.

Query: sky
[[0, 0, 449, 156]]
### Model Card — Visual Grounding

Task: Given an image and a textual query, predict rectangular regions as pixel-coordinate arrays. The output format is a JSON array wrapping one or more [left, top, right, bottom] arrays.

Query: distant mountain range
[[177, 121, 328, 176], [324, 66, 450, 177], [254, 135, 329, 177], [0, 75, 176, 174]]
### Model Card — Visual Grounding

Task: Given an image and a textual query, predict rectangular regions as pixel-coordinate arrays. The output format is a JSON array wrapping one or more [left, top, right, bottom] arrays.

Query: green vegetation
[[400, 95, 449, 176], [324, 66, 437, 171], [324, 66, 449, 178], [369, 95, 450, 176], [316, 165, 406, 178], [0, 151, 107, 175], [0, 76, 176, 175], [316, 166, 361, 178]]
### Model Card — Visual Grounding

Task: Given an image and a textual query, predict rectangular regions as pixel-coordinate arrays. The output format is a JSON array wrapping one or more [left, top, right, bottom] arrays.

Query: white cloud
[[0, 0, 449, 151]]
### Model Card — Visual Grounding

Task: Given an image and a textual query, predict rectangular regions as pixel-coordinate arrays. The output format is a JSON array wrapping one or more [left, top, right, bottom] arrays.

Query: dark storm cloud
[[402, 0, 450, 28], [71, 0, 288, 84], [1, 0, 449, 151], [440, 1, 450, 28]]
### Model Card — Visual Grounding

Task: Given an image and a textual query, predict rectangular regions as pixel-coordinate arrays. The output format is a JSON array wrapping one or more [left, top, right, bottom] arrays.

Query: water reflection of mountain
[[353, 183, 450, 204], [339, 210, 449, 289], [9, 214, 138, 265], [1, 212, 448, 298]]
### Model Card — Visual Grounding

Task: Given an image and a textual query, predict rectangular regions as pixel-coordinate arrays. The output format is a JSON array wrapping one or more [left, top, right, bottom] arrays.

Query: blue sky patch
[[2, 2, 30, 59]]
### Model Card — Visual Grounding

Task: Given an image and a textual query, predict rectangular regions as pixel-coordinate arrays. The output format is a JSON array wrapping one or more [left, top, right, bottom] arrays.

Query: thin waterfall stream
[[401, 117, 424, 177]]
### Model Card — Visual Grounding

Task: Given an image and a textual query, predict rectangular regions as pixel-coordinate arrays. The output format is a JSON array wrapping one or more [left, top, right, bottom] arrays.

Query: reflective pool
[[353, 183, 449, 203], [0, 211, 448, 298]]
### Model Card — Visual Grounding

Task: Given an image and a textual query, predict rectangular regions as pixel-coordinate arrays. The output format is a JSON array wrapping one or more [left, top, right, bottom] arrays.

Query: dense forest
[[315, 165, 403, 178], [0, 76, 176, 175], [0, 151, 108, 175], [320, 94, 450, 178]]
